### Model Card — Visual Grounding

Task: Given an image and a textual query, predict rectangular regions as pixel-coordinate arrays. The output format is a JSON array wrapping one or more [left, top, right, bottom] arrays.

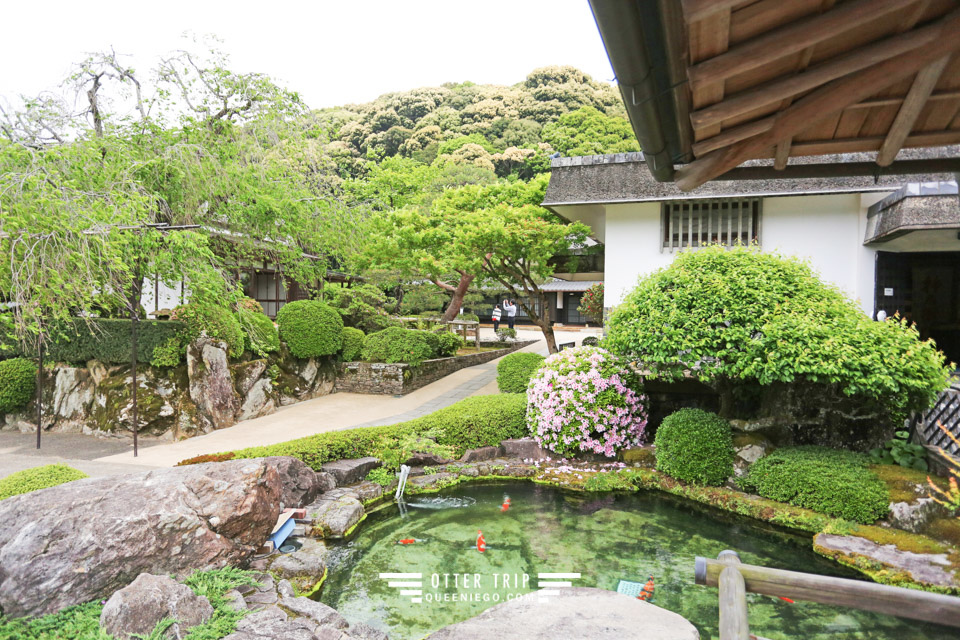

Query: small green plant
[[0, 464, 88, 500], [584, 471, 636, 491], [340, 327, 366, 361], [237, 307, 280, 357], [0, 356, 37, 413], [0, 601, 112, 640], [654, 409, 734, 486], [869, 430, 928, 471], [436, 331, 465, 357], [149, 337, 183, 368], [362, 326, 437, 366], [276, 300, 344, 359], [739, 446, 890, 524], [496, 352, 545, 393], [365, 467, 395, 486], [496, 327, 517, 341]]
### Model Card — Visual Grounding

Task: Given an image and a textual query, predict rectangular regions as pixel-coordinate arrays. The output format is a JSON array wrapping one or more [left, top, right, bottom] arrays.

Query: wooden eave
[[616, 0, 960, 191]]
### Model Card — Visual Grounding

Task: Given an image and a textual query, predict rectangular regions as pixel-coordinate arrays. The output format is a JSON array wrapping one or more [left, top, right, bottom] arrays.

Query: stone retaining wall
[[334, 340, 537, 395]]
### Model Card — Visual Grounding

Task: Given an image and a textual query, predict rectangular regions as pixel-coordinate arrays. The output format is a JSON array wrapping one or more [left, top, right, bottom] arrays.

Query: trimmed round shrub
[[527, 346, 647, 458], [581, 336, 599, 347], [0, 357, 37, 414], [171, 303, 245, 359], [341, 327, 366, 361], [362, 327, 437, 366], [436, 331, 465, 357], [276, 300, 344, 359], [497, 352, 545, 393], [654, 408, 734, 486], [739, 446, 890, 524], [238, 308, 280, 356], [0, 464, 88, 500]]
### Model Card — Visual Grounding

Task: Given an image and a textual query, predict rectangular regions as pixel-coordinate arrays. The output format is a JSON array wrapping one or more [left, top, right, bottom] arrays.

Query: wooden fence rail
[[695, 551, 960, 639]]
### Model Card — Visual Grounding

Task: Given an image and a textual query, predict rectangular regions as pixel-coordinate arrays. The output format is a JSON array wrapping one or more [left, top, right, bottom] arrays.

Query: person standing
[[505, 299, 517, 330], [492, 304, 502, 332]]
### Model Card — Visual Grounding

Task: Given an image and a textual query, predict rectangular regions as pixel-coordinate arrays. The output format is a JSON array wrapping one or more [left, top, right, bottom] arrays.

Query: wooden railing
[[695, 550, 960, 640]]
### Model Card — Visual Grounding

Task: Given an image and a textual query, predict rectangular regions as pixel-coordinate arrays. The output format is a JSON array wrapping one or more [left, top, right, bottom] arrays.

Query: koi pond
[[318, 482, 956, 639]]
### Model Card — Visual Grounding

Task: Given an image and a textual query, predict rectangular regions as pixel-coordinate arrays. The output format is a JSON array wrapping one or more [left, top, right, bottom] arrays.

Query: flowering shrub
[[577, 282, 604, 322], [526, 346, 647, 458]]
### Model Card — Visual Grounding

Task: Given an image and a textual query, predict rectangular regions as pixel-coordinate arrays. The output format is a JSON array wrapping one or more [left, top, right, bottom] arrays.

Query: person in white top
[[492, 304, 502, 332], [503, 299, 517, 329]]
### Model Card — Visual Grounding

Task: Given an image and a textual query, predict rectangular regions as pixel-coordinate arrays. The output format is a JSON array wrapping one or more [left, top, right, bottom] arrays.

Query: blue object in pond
[[269, 517, 297, 550], [616, 579, 646, 598]]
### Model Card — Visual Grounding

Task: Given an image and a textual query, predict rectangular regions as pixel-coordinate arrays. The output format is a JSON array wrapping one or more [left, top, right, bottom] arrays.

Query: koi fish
[[500, 495, 511, 512], [636, 575, 655, 602], [779, 597, 795, 604], [397, 538, 417, 545], [476, 530, 487, 553]]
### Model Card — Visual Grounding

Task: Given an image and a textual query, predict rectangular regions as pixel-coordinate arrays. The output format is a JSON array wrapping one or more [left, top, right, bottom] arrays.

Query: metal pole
[[131, 292, 139, 457], [36, 334, 43, 450]]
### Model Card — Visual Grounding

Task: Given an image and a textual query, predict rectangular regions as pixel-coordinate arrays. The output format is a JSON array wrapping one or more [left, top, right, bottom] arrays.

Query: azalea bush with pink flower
[[526, 346, 647, 458]]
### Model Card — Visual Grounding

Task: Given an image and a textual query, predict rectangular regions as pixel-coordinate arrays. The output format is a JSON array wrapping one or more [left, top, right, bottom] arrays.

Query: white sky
[[1, 1, 615, 110]]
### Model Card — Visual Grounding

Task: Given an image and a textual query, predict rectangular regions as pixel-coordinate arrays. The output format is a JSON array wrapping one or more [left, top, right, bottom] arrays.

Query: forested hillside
[[0, 47, 637, 351]]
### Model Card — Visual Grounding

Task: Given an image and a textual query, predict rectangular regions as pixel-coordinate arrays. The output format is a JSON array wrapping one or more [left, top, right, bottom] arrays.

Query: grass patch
[[870, 464, 947, 504], [0, 602, 110, 640]]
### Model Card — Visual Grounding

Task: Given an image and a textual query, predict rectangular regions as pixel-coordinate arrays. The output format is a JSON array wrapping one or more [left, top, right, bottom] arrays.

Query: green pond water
[[318, 482, 957, 640]]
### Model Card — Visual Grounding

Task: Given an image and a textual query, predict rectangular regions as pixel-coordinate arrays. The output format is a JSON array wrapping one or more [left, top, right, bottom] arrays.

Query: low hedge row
[[0, 464, 88, 500], [179, 393, 528, 470], [739, 446, 890, 524], [0, 318, 186, 365], [362, 326, 436, 366], [496, 352, 544, 393]]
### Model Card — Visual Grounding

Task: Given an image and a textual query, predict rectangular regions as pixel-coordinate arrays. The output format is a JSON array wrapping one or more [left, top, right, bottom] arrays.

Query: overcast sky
[[1, 1, 615, 110]]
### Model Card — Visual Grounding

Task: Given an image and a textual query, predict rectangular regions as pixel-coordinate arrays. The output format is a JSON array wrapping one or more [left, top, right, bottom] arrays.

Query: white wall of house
[[141, 278, 186, 314], [601, 192, 895, 317]]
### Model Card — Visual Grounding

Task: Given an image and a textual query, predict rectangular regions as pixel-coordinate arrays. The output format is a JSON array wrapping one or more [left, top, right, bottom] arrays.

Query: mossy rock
[[620, 447, 655, 466], [870, 463, 947, 505], [89, 367, 183, 436]]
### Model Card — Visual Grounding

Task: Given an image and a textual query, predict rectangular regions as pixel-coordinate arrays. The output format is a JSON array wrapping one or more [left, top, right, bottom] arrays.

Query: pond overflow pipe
[[395, 464, 411, 502]]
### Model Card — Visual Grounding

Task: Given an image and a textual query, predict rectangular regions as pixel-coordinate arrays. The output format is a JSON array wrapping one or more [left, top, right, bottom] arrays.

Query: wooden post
[[695, 556, 960, 627], [717, 550, 749, 640]]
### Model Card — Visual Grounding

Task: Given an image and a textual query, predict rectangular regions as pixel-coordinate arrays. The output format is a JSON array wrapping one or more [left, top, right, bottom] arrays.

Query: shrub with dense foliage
[[276, 300, 343, 358], [739, 446, 890, 524], [362, 326, 437, 365], [0, 464, 88, 500], [184, 393, 527, 469], [577, 282, 604, 322], [497, 352, 545, 393], [323, 284, 399, 333], [0, 357, 37, 414], [238, 308, 280, 357], [436, 331, 465, 357], [605, 246, 949, 424], [581, 336, 599, 347], [654, 409, 734, 486], [172, 304, 245, 359], [527, 346, 647, 457], [340, 327, 366, 361]]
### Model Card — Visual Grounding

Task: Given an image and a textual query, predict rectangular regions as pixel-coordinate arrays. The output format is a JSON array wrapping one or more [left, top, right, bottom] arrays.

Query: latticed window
[[661, 199, 761, 252]]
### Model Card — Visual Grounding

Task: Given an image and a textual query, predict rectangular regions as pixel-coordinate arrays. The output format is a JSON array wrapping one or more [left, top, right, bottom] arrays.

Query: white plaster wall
[[602, 193, 896, 316], [141, 278, 186, 313]]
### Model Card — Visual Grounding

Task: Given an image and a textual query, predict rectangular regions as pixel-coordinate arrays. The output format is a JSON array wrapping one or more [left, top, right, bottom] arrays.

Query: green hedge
[[654, 409, 734, 486], [0, 357, 37, 414], [341, 327, 366, 361], [1, 318, 186, 365], [190, 393, 527, 470], [238, 308, 280, 357], [497, 352, 545, 393], [0, 464, 88, 500], [362, 326, 437, 366], [277, 300, 343, 358], [436, 332, 465, 357], [172, 304, 245, 359], [739, 446, 890, 524]]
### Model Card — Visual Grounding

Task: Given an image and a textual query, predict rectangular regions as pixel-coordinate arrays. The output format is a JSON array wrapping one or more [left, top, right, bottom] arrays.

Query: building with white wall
[[543, 152, 960, 361]]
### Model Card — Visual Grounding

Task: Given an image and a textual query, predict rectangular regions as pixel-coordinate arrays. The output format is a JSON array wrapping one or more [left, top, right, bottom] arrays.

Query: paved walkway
[[0, 326, 600, 478]]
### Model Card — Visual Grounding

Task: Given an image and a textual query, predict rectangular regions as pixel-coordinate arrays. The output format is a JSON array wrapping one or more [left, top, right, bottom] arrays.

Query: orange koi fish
[[779, 597, 795, 604], [500, 495, 511, 512], [636, 575, 655, 602], [397, 538, 417, 545], [476, 530, 487, 553]]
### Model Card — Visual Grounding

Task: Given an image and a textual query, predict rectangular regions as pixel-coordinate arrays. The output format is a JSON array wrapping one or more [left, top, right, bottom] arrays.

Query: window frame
[[660, 198, 762, 252]]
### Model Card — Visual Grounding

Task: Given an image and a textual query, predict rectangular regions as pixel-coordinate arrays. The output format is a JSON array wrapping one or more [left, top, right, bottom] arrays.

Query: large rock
[[270, 538, 329, 585], [321, 457, 380, 486], [888, 498, 948, 534], [239, 379, 277, 422], [188, 336, 241, 430], [815, 533, 960, 587], [500, 438, 549, 461], [223, 606, 317, 640], [0, 458, 284, 617], [280, 595, 349, 629], [100, 573, 213, 640], [426, 587, 698, 639], [459, 446, 502, 463], [264, 456, 329, 509], [305, 494, 365, 538]]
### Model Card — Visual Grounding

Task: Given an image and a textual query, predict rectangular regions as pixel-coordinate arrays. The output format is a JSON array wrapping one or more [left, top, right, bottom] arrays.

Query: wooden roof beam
[[676, 12, 960, 191], [876, 55, 952, 166], [687, 0, 917, 89], [689, 11, 960, 133], [681, 0, 745, 23]]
